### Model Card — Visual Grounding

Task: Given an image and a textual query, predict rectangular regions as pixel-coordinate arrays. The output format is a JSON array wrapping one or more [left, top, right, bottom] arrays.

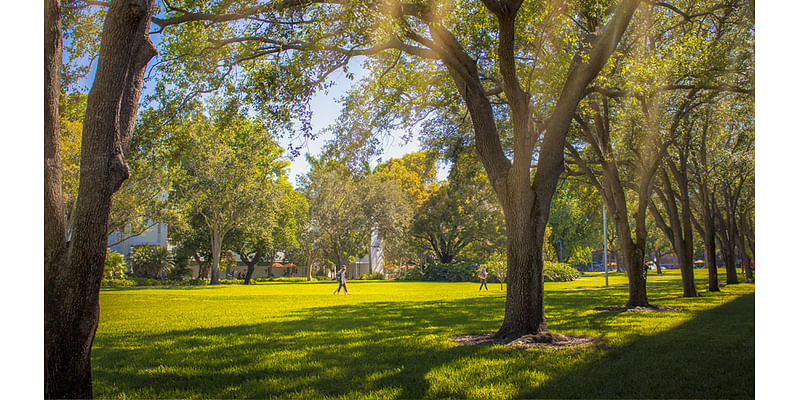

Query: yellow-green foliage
[[94, 270, 754, 399]]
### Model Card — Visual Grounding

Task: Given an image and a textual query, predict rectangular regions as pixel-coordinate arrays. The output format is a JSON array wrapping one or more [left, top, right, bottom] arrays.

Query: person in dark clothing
[[333, 265, 350, 295], [478, 264, 489, 291]]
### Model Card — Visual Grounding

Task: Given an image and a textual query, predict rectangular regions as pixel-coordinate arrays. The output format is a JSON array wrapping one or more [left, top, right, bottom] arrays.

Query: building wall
[[108, 222, 168, 258]]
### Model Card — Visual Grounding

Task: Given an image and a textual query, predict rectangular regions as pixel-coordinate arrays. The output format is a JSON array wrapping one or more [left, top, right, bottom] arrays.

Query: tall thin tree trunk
[[210, 228, 222, 285], [737, 213, 754, 283], [306, 249, 315, 282], [45, 1, 157, 398], [719, 238, 738, 285], [704, 224, 720, 292]]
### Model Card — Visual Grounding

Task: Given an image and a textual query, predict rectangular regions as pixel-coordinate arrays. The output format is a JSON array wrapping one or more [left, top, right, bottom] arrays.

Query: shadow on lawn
[[526, 292, 755, 399], [92, 296, 506, 399], [92, 287, 754, 399]]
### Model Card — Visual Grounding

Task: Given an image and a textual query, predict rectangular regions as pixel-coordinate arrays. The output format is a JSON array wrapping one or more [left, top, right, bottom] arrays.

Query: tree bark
[[210, 227, 223, 284], [44, 1, 157, 398], [703, 217, 720, 292], [737, 211, 754, 283], [692, 113, 719, 292], [651, 162, 698, 298], [194, 253, 210, 278], [243, 260, 257, 284], [716, 185, 740, 285]]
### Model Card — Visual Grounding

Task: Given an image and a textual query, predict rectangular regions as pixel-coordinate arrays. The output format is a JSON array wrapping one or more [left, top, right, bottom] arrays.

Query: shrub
[[543, 262, 582, 282], [167, 264, 193, 281], [358, 272, 385, 280], [395, 267, 424, 281], [130, 245, 174, 279], [423, 261, 481, 282], [101, 278, 135, 288], [394, 261, 482, 282], [104, 250, 128, 280], [131, 277, 164, 286], [175, 278, 208, 286]]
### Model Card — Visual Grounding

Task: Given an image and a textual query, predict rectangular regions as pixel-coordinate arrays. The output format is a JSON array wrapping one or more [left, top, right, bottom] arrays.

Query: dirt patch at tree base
[[451, 332, 598, 349], [593, 305, 686, 313]]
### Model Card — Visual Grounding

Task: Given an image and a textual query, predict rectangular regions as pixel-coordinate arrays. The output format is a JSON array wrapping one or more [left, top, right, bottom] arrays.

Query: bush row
[[357, 272, 385, 280], [543, 262, 582, 282], [396, 261, 481, 282], [394, 261, 582, 283]]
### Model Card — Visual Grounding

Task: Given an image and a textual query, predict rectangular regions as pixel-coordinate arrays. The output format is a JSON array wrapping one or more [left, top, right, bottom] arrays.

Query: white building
[[107, 222, 169, 259]]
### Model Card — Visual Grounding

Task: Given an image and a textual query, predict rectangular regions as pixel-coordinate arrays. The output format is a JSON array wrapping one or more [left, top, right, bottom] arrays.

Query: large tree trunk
[[619, 229, 649, 307], [44, 1, 157, 398], [495, 189, 545, 338]]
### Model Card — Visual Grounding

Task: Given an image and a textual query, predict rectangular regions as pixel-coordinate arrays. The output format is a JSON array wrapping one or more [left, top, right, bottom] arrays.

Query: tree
[[486, 252, 508, 290], [547, 178, 603, 264], [565, 0, 752, 305], [149, 0, 644, 339], [410, 158, 505, 263], [300, 158, 411, 270], [173, 103, 287, 285], [649, 117, 702, 298], [228, 181, 306, 284], [45, 0, 158, 397], [130, 245, 175, 279]]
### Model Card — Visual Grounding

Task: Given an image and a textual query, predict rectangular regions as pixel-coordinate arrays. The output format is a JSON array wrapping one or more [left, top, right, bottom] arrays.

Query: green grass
[[93, 269, 754, 399]]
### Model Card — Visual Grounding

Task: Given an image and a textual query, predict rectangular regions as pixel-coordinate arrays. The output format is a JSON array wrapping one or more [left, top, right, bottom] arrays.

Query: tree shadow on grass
[[92, 297, 506, 399], [523, 293, 755, 399], [92, 288, 754, 399]]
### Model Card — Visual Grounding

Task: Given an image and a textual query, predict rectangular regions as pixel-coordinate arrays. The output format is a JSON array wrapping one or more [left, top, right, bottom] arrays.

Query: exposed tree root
[[593, 305, 686, 312], [451, 332, 598, 349]]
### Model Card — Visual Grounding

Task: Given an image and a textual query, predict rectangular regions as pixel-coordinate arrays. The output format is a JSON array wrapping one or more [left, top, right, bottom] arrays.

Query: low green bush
[[425, 261, 481, 282], [358, 272, 385, 280], [252, 277, 307, 283], [396, 261, 481, 282], [131, 277, 165, 286], [175, 278, 208, 286], [543, 262, 582, 282], [100, 278, 136, 288], [395, 267, 424, 281]]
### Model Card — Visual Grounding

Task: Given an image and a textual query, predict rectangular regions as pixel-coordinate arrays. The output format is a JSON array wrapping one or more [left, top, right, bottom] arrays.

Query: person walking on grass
[[333, 265, 350, 295], [478, 264, 489, 291]]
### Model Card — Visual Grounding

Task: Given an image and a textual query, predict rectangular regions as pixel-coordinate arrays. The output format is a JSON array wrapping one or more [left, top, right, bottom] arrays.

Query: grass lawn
[[93, 269, 754, 399]]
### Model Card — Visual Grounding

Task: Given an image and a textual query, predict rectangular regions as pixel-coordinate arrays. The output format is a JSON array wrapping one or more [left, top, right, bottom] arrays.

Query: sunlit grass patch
[[93, 269, 753, 399]]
